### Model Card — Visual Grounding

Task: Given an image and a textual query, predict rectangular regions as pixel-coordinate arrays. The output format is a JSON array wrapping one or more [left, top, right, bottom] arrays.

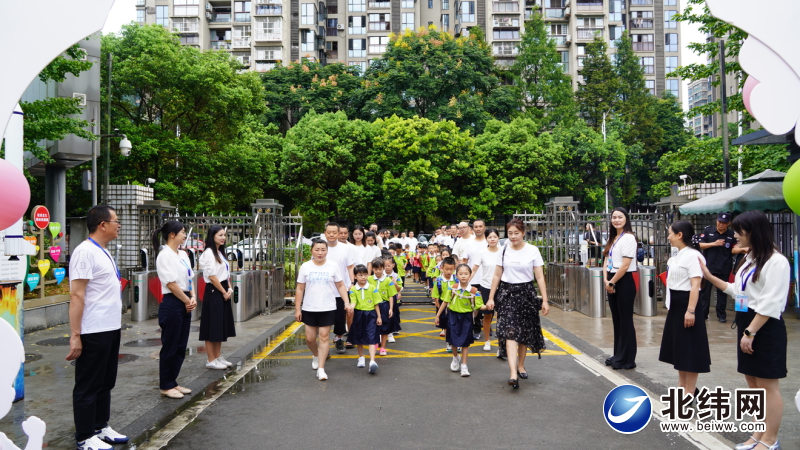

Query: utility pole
[[104, 52, 112, 204], [91, 107, 98, 206], [719, 40, 730, 188], [603, 112, 609, 214]]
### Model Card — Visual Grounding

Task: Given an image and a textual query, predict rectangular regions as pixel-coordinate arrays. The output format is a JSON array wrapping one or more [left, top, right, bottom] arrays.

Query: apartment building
[[687, 79, 710, 137], [135, 0, 681, 102]]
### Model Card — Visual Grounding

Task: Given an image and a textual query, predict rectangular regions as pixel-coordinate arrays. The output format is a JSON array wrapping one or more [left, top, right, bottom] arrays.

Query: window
[[136, 9, 145, 23], [442, 0, 449, 10], [559, 50, 569, 72], [608, 0, 621, 21], [665, 10, 677, 28], [234, 1, 251, 21], [255, 17, 281, 40], [349, 0, 366, 12], [349, 38, 367, 57], [645, 79, 655, 95], [368, 13, 390, 31], [492, 1, 519, 12], [327, 18, 338, 36], [441, 14, 449, 31], [349, 61, 368, 74], [577, 17, 603, 27], [301, 30, 316, 52], [402, 0, 414, 7], [349, 15, 366, 33], [548, 23, 568, 44], [326, 41, 338, 59], [302, 4, 316, 24], [665, 0, 676, 4], [631, 34, 653, 51], [493, 15, 519, 27], [665, 33, 678, 52], [172, 17, 199, 32], [256, 46, 282, 60], [156, 6, 169, 26], [428, 0, 433, 8], [402, 13, 414, 30], [233, 51, 251, 66], [639, 56, 654, 74], [666, 79, 679, 98], [327, 5, 338, 13], [174, 0, 199, 16], [577, 44, 585, 67], [369, 36, 389, 53], [609, 25, 623, 46], [461, 1, 475, 22], [369, 0, 391, 7], [630, 10, 653, 28], [492, 42, 518, 56], [179, 34, 199, 44], [665, 56, 678, 74], [493, 30, 520, 40], [233, 26, 252, 46]]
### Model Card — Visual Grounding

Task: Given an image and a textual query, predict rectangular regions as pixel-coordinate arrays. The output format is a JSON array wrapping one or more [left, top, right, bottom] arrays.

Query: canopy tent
[[678, 170, 788, 215]]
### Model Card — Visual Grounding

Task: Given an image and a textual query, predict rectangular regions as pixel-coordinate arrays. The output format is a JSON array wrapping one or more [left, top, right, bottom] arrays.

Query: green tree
[[510, 9, 576, 128], [261, 61, 362, 132], [575, 37, 620, 130], [355, 27, 520, 132]]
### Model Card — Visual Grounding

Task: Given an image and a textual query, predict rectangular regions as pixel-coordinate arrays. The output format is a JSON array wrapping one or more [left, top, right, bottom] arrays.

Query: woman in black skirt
[[700, 211, 790, 450], [486, 218, 549, 389], [602, 207, 638, 370], [199, 226, 236, 370], [658, 221, 710, 396]]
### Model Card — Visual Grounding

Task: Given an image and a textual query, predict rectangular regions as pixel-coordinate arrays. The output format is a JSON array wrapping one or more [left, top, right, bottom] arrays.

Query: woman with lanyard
[[153, 221, 197, 399], [485, 218, 549, 389], [602, 207, 638, 370], [700, 211, 789, 450], [199, 226, 236, 370]]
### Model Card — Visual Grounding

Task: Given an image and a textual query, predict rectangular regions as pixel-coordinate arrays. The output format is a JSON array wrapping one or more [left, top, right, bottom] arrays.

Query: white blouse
[[156, 248, 195, 294], [723, 252, 791, 320], [607, 232, 637, 273], [665, 247, 705, 309], [199, 248, 230, 283], [497, 243, 544, 283]]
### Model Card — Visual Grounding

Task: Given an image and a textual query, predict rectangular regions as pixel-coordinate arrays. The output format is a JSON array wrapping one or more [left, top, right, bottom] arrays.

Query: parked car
[[226, 238, 268, 261], [180, 238, 205, 252]]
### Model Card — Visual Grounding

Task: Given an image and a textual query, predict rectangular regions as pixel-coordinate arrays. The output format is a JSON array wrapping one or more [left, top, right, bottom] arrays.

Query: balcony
[[577, 27, 602, 39], [369, 22, 391, 31], [493, 17, 520, 27], [255, 5, 282, 14], [575, 1, 602, 12], [368, 0, 391, 7], [171, 21, 200, 32], [256, 0, 282, 3], [235, 13, 251, 22], [548, 35, 567, 45], [233, 37, 251, 47], [136, 0, 145, 5], [255, 31, 282, 40], [210, 13, 232, 22], [545, 8, 566, 18], [630, 0, 652, 4], [492, 1, 520, 12], [632, 42, 654, 51], [558, 61, 569, 72], [210, 41, 232, 50], [325, 49, 339, 59], [630, 19, 653, 29]]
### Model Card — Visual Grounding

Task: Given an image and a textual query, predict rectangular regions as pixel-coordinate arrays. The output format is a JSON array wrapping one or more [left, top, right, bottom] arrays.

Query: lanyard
[[741, 266, 757, 291], [609, 231, 625, 260], [179, 258, 193, 291], [88, 238, 120, 281]]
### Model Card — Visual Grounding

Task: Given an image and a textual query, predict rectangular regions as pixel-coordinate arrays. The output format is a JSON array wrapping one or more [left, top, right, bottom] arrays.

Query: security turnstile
[[634, 266, 657, 316], [190, 270, 204, 322], [131, 271, 160, 321], [231, 271, 263, 322]]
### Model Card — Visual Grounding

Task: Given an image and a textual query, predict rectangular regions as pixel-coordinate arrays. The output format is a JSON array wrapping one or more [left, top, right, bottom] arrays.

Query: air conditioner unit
[[563, 0, 569, 5], [206, 11, 213, 19], [72, 93, 87, 107], [337, 23, 345, 30], [207, 2, 213, 10], [146, 6, 155, 14], [565, 34, 571, 42], [564, 6, 570, 15]]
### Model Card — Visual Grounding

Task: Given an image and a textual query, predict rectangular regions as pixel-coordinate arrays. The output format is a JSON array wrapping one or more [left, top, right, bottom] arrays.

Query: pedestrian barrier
[[546, 263, 570, 310], [634, 266, 657, 316], [230, 271, 263, 322], [190, 270, 204, 322], [130, 271, 160, 321]]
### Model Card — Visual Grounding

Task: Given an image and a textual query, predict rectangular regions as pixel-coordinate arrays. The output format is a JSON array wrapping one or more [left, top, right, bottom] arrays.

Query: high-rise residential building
[[135, 0, 680, 102], [687, 78, 711, 137]]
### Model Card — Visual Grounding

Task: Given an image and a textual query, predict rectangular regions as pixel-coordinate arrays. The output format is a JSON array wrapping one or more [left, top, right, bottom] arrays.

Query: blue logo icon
[[603, 384, 652, 434]]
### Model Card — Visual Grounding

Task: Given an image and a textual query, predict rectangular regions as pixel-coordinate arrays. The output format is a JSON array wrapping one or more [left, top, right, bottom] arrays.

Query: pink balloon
[[743, 75, 760, 117], [0, 158, 30, 230]]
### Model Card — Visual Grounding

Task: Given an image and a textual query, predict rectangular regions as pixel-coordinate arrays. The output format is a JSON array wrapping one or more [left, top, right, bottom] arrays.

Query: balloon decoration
[[26, 274, 40, 291], [0, 158, 30, 231], [742, 75, 760, 117], [49, 246, 61, 263], [37, 260, 51, 277], [784, 160, 800, 215], [53, 268, 66, 285], [48, 222, 61, 240]]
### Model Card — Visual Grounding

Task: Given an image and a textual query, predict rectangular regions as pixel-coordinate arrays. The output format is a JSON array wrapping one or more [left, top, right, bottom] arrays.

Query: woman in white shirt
[[700, 211, 789, 450], [295, 239, 352, 381], [658, 220, 710, 397], [602, 207, 638, 370], [199, 226, 236, 370], [364, 232, 382, 269], [486, 219, 549, 389], [153, 221, 197, 399], [350, 225, 374, 273], [471, 227, 501, 352]]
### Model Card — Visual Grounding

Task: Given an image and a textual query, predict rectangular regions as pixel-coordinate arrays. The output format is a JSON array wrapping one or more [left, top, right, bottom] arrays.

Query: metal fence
[[282, 215, 304, 301], [686, 212, 795, 259]]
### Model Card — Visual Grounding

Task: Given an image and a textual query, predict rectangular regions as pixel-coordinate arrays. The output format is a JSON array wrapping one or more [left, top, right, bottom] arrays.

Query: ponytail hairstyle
[[603, 207, 634, 257], [204, 225, 226, 264], [730, 210, 776, 283], [152, 221, 185, 255], [669, 220, 699, 251]]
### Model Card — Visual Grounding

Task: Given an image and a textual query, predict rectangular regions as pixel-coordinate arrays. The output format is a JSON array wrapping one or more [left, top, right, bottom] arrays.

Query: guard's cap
[[717, 212, 731, 223]]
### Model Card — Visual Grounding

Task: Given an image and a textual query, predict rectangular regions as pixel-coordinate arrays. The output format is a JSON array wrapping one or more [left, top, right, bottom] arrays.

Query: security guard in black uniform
[[697, 212, 746, 322]]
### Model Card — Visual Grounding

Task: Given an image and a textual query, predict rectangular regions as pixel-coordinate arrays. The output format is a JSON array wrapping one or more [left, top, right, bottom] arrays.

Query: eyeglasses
[[103, 220, 122, 226]]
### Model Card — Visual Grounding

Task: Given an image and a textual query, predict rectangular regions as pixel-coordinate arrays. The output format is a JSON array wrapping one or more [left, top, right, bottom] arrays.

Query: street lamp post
[[94, 129, 132, 205]]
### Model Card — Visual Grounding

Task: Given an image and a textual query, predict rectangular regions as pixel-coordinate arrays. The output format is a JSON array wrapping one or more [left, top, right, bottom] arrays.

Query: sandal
[[160, 389, 184, 399]]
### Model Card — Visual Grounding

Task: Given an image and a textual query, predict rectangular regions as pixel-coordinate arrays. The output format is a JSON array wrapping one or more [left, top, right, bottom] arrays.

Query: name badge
[[734, 294, 749, 312], [607, 260, 613, 272]]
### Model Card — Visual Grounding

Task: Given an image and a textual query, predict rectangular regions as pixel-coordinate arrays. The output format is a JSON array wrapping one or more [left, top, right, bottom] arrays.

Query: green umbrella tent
[[678, 170, 789, 215]]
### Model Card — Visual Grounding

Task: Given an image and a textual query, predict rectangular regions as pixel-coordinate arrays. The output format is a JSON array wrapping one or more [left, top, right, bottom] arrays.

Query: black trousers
[[159, 293, 192, 390], [73, 329, 121, 441], [334, 296, 347, 336], [607, 272, 637, 369], [700, 273, 728, 320]]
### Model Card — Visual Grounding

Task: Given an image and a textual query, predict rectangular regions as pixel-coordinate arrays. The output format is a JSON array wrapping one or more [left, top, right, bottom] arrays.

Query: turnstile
[[131, 271, 160, 321], [231, 271, 263, 322], [634, 266, 657, 316], [190, 270, 205, 322]]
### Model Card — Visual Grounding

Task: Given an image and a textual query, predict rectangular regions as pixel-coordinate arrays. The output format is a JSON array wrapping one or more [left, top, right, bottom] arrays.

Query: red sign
[[31, 205, 50, 230]]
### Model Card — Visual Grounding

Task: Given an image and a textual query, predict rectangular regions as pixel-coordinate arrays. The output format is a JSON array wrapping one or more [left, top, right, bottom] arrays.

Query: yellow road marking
[[251, 322, 304, 360], [543, 329, 581, 355], [264, 350, 568, 360]]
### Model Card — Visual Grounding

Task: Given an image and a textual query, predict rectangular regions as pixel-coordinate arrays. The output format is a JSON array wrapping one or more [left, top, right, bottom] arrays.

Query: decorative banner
[[35, 245, 40, 253], [53, 268, 66, 285], [23, 236, 37, 246], [48, 222, 61, 240], [37, 260, 51, 277], [31, 205, 50, 230], [0, 159, 31, 231], [49, 246, 61, 263], [26, 273, 40, 291], [784, 160, 800, 215]]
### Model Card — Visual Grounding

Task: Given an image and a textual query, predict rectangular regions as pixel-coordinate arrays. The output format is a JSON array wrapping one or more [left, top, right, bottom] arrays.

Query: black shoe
[[718, 318, 727, 323], [335, 339, 345, 354], [605, 357, 613, 366], [518, 371, 528, 379], [497, 349, 507, 360], [508, 378, 519, 389]]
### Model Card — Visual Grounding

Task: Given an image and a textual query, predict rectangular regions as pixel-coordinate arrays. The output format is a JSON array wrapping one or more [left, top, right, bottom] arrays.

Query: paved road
[[159, 282, 701, 449]]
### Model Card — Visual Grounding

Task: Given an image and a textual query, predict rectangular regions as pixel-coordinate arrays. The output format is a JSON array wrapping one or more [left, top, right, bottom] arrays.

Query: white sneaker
[[368, 361, 378, 374], [311, 356, 319, 370], [77, 435, 112, 450], [446, 343, 452, 352], [387, 334, 396, 343], [95, 426, 129, 445], [483, 341, 491, 351], [357, 356, 365, 368], [217, 356, 233, 367], [317, 368, 328, 380], [450, 356, 461, 372], [205, 359, 227, 370], [460, 364, 470, 377]]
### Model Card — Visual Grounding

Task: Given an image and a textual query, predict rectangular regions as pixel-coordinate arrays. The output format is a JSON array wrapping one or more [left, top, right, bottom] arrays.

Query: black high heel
[[508, 378, 519, 389]]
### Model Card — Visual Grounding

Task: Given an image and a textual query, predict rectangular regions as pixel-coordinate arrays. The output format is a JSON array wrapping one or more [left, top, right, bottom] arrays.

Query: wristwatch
[[743, 329, 756, 337], [608, 282, 615, 287]]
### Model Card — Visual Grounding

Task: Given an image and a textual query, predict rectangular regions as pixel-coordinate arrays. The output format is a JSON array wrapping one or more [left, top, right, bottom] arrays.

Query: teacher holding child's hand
[[699, 211, 789, 450]]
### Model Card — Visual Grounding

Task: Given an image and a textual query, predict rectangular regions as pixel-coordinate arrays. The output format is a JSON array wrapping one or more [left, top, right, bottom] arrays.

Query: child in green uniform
[[431, 257, 457, 350], [384, 257, 403, 342], [393, 244, 408, 282], [349, 264, 383, 373], [370, 257, 397, 356], [435, 263, 486, 377]]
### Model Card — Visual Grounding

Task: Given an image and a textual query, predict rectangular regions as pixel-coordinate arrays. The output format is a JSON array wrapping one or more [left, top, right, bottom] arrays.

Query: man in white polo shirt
[[452, 221, 474, 262], [67, 205, 129, 450], [325, 222, 355, 354]]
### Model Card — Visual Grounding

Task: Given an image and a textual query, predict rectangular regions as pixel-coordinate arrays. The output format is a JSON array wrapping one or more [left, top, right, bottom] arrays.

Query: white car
[[226, 238, 268, 261]]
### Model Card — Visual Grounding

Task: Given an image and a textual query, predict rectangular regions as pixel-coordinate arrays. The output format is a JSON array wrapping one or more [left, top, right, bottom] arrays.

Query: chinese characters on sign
[[659, 387, 766, 434]]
